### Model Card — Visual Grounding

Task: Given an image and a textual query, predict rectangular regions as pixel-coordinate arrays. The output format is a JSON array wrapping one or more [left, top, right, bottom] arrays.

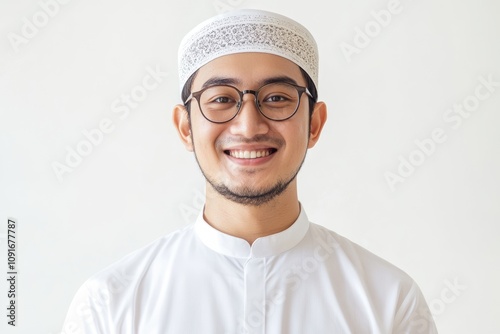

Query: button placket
[[243, 257, 266, 334]]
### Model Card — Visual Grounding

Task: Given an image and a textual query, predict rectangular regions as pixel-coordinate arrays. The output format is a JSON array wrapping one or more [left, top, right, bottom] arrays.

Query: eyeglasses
[[184, 82, 313, 124]]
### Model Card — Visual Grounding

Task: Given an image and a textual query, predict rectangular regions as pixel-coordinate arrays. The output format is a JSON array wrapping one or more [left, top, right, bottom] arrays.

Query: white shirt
[[63, 208, 437, 334]]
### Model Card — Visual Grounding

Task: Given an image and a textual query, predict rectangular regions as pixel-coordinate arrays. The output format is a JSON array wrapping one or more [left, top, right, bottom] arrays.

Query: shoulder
[[83, 223, 196, 295], [307, 223, 414, 286], [306, 224, 437, 332], [63, 224, 198, 331]]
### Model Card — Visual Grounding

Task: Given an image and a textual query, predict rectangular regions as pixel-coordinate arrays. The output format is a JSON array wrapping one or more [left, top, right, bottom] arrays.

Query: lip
[[223, 146, 278, 166], [223, 144, 278, 151], [224, 152, 276, 166]]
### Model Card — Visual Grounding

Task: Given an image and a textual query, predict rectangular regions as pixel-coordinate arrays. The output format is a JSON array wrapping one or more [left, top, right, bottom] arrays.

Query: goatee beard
[[190, 132, 307, 206], [206, 173, 296, 206], [193, 152, 306, 207]]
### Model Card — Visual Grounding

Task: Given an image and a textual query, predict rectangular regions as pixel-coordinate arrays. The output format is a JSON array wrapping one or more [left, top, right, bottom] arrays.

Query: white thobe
[[62, 208, 437, 333]]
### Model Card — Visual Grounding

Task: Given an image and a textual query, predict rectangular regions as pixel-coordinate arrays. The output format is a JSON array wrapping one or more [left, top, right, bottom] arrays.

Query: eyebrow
[[201, 75, 300, 90], [260, 76, 299, 86], [201, 77, 242, 89]]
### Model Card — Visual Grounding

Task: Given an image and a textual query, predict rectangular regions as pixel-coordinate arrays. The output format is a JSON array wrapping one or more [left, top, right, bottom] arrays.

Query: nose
[[229, 92, 269, 137]]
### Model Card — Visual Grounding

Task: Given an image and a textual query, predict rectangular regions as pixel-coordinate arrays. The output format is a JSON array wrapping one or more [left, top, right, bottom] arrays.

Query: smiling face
[[173, 52, 326, 206]]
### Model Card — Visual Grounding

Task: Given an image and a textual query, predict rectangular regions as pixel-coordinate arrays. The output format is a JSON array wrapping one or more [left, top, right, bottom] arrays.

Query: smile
[[225, 149, 277, 159]]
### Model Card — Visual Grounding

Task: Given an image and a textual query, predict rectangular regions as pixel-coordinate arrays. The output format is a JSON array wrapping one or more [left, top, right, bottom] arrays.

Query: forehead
[[192, 52, 305, 90]]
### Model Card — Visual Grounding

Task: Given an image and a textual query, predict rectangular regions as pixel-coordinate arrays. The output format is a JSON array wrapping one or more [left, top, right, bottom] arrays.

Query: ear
[[172, 104, 194, 152], [308, 101, 327, 149]]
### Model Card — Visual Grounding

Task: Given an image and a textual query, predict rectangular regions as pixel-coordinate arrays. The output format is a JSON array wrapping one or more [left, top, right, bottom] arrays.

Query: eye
[[264, 95, 289, 102], [210, 96, 234, 104], [205, 95, 236, 104]]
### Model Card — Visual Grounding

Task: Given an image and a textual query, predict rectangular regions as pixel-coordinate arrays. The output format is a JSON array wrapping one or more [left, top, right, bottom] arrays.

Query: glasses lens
[[257, 83, 300, 120], [199, 86, 240, 123]]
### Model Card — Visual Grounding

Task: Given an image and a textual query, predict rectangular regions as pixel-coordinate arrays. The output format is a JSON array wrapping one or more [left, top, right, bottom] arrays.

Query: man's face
[[179, 52, 322, 205]]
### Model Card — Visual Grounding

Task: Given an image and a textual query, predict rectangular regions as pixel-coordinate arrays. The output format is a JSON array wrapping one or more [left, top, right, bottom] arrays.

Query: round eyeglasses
[[183, 82, 313, 124]]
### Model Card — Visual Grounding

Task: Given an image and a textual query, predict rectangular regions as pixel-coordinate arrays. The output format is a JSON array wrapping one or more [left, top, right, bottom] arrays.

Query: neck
[[203, 181, 301, 245]]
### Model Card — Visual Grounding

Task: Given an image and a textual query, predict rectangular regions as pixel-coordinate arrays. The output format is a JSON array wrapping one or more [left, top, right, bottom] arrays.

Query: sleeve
[[393, 281, 438, 334], [60, 281, 113, 334]]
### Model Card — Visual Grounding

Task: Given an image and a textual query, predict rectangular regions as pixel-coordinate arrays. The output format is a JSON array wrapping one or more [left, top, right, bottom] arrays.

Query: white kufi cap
[[178, 9, 319, 94]]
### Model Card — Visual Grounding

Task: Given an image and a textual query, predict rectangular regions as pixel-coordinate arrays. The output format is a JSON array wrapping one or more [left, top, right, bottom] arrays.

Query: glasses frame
[[184, 82, 314, 124]]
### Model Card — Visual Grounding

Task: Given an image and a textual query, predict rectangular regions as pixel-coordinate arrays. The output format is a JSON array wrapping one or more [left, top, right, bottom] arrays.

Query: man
[[63, 9, 437, 333]]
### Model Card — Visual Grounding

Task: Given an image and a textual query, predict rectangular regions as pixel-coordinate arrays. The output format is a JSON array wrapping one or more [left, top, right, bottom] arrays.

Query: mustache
[[216, 135, 284, 148]]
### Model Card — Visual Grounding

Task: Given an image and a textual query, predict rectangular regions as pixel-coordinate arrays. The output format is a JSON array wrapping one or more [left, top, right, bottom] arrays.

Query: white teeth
[[229, 150, 272, 159]]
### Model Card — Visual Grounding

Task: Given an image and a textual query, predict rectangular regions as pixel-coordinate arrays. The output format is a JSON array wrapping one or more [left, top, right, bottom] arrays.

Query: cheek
[[294, 127, 310, 152], [279, 119, 310, 158], [191, 118, 222, 158], [292, 112, 310, 145]]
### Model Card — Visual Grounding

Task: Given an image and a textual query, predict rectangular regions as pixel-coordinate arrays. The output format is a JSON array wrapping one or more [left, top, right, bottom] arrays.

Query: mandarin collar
[[194, 206, 310, 258]]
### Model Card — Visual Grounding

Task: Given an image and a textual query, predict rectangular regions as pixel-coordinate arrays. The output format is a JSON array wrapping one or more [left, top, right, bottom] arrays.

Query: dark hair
[[181, 67, 318, 116], [299, 67, 318, 116]]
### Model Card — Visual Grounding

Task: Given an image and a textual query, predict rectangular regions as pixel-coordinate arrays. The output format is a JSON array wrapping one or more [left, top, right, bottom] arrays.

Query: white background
[[1, 0, 499, 333]]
